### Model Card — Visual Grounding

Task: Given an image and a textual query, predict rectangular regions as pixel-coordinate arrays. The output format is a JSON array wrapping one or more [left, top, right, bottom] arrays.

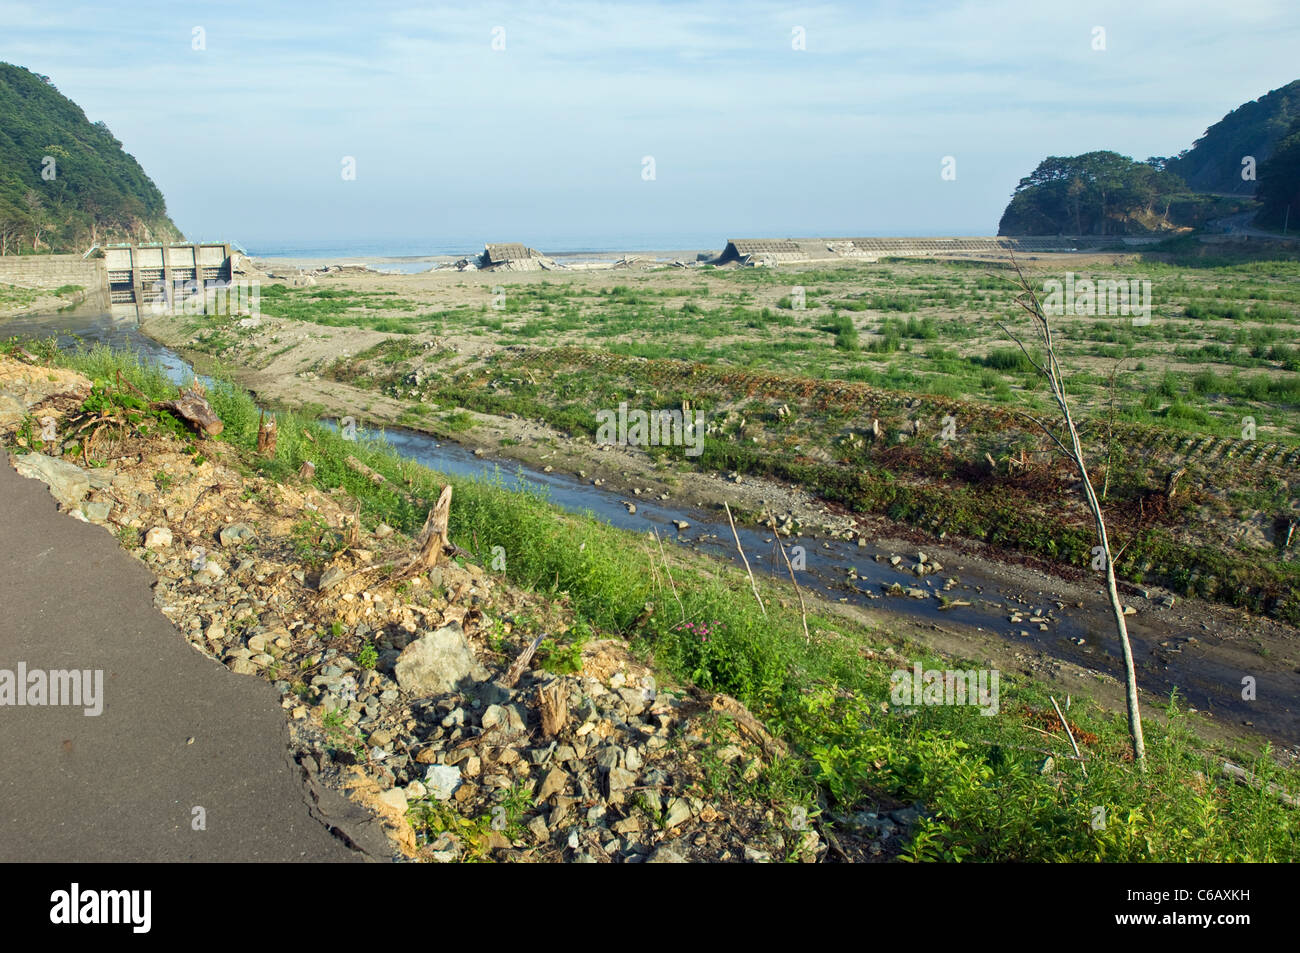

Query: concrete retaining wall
[[0, 255, 106, 291]]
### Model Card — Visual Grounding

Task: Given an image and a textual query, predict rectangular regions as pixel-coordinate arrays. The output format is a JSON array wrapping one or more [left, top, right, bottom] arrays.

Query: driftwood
[[1164, 466, 1186, 499], [346, 455, 389, 487], [1222, 762, 1300, 808], [154, 384, 223, 437], [538, 681, 569, 737], [505, 633, 544, 688], [257, 411, 277, 456], [708, 692, 789, 759]]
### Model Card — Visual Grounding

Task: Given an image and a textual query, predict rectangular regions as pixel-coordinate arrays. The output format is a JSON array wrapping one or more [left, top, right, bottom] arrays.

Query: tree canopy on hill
[[997, 151, 1207, 236], [1254, 120, 1300, 230], [0, 63, 181, 254], [1166, 79, 1300, 196]]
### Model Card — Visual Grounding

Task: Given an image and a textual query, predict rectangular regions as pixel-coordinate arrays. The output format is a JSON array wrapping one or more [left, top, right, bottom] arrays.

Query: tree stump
[[408, 485, 453, 575], [257, 411, 277, 456], [155, 385, 223, 437]]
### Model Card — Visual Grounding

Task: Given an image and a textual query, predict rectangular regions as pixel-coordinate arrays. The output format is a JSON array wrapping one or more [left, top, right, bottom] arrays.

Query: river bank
[[5, 327, 1300, 860], [133, 303, 1300, 751]]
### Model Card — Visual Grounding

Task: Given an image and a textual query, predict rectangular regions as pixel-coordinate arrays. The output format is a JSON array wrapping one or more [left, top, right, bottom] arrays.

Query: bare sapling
[[998, 253, 1147, 772]]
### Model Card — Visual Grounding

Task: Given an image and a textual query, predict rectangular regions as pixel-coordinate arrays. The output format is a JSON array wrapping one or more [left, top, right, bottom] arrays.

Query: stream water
[[6, 303, 1296, 743]]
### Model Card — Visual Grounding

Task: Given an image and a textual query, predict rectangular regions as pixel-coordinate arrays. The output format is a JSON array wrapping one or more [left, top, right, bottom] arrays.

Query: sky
[[1, 0, 1297, 251]]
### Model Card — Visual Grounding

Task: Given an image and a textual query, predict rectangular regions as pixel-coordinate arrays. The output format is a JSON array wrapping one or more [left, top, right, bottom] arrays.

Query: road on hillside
[[0, 458, 391, 862]]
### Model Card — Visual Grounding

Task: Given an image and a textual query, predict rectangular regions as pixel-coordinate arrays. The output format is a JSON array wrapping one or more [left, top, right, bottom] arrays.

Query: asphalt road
[[0, 457, 389, 862]]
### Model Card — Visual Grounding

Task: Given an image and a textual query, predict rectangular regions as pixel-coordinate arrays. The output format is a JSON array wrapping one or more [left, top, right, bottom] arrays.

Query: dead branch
[[724, 502, 766, 617], [767, 512, 811, 646], [1051, 695, 1087, 778], [1221, 761, 1300, 808], [505, 633, 545, 688]]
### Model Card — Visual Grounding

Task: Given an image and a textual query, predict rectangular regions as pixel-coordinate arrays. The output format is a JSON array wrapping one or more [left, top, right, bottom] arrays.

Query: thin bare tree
[[997, 252, 1147, 772]]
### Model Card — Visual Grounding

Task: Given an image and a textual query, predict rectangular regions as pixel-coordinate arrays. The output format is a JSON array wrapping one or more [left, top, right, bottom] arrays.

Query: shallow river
[[6, 304, 1296, 743]]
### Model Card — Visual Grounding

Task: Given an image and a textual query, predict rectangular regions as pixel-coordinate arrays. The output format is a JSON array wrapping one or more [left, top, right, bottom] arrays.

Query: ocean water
[[243, 233, 725, 263]]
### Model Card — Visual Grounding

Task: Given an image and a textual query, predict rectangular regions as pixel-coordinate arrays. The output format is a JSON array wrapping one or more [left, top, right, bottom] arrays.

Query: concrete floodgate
[[0, 459, 389, 862]]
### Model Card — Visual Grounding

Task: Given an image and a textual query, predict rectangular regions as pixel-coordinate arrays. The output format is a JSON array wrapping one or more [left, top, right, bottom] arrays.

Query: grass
[[242, 272, 1297, 622], [12, 339, 1298, 862]]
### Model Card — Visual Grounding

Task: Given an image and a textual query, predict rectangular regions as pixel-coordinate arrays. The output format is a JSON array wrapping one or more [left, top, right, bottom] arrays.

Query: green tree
[[1254, 122, 1300, 230]]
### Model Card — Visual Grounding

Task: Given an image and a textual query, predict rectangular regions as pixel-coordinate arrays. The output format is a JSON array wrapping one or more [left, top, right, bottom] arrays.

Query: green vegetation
[[13, 340, 1297, 861], [1255, 119, 1300, 230], [180, 255, 1300, 623], [1167, 78, 1300, 196], [0, 62, 181, 252], [1000, 80, 1300, 236], [998, 151, 1243, 236]]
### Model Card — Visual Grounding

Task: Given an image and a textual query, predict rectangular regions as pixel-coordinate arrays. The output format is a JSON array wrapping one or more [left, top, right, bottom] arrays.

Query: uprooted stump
[[397, 484, 467, 579], [155, 384, 223, 437]]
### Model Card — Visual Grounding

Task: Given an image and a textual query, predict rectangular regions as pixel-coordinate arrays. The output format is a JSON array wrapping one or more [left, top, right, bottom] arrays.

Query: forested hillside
[[996, 151, 1243, 237], [0, 63, 181, 254], [999, 81, 1299, 236], [1167, 79, 1300, 196]]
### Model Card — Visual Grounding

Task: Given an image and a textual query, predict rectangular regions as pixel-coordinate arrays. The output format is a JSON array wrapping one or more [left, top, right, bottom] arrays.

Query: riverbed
[[5, 303, 1298, 747]]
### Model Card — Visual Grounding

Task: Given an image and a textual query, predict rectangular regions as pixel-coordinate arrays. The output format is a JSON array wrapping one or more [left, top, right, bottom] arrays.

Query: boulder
[[394, 623, 488, 696], [12, 452, 90, 509]]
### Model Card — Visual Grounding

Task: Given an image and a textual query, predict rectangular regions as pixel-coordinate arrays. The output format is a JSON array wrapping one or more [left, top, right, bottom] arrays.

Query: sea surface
[[242, 234, 725, 268]]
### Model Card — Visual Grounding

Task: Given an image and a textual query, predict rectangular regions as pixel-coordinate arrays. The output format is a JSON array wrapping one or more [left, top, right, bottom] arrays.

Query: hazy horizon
[[2, 0, 1297, 247]]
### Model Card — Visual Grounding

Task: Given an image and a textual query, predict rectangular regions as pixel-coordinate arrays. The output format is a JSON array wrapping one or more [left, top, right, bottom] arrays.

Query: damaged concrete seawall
[[0, 254, 105, 291]]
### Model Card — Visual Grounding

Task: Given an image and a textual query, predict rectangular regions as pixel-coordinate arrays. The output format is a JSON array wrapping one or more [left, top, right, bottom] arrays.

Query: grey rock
[[429, 832, 461, 862], [527, 743, 557, 765], [889, 807, 922, 826], [527, 815, 549, 841], [646, 846, 687, 863], [537, 767, 569, 801], [194, 562, 225, 586], [664, 797, 692, 828], [144, 526, 172, 549], [0, 393, 25, 428], [482, 702, 527, 735], [616, 687, 646, 716], [318, 566, 347, 591], [13, 452, 89, 508], [219, 522, 256, 548], [81, 500, 112, 523], [393, 623, 488, 696], [605, 766, 636, 796], [424, 764, 462, 800]]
